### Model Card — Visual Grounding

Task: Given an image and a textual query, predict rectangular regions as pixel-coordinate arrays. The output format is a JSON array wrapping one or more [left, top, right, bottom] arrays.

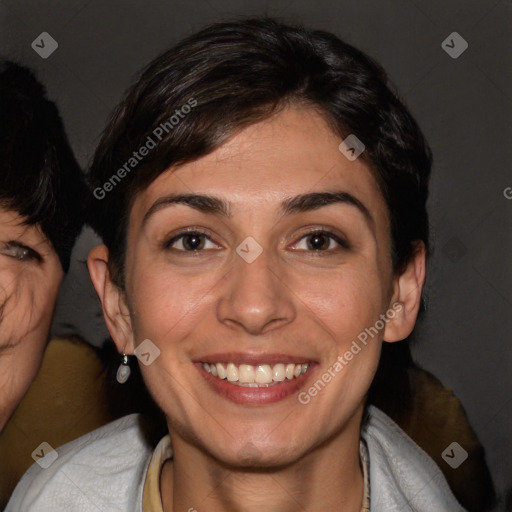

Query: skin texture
[[0, 208, 63, 431], [89, 106, 426, 512]]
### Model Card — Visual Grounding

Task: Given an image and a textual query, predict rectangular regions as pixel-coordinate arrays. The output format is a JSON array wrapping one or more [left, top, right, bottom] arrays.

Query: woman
[[7, 18, 467, 511], [0, 61, 86, 432]]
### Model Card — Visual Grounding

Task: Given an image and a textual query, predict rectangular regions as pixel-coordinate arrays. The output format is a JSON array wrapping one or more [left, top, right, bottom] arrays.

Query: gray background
[[1, 0, 511, 504]]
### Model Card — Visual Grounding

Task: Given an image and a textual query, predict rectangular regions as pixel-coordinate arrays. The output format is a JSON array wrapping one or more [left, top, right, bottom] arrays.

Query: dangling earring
[[116, 348, 131, 384]]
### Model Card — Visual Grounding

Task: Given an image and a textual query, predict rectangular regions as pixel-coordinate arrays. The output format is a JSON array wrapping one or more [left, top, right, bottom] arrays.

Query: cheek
[[0, 268, 60, 428], [129, 264, 222, 347], [0, 340, 45, 429], [298, 264, 387, 343], [0, 268, 60, 343]]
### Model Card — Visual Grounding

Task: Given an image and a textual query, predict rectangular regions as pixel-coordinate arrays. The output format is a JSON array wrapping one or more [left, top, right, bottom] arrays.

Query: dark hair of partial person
[[0, 60, 86, 272], [88, 17, 431, 419]]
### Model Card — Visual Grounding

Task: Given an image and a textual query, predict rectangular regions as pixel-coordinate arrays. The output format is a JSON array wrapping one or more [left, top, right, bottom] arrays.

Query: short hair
[[87, 17, 432, 288], [0, 60, 86, 272]]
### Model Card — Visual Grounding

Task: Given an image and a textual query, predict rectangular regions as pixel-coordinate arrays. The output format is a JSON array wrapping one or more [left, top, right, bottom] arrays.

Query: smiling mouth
[[201, 362, 311, 387]]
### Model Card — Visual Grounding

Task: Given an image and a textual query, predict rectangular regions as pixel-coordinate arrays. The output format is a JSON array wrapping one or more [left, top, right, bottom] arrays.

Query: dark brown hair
[[0, 60, 86, 272]]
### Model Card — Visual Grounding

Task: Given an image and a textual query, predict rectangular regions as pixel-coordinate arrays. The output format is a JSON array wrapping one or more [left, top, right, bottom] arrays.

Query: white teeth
[[238, 364, 255, 383], [272, 363, 285, 382], [202, 361, 311, 384], [255, 364, 273, 384], [216, 363, 226, 379], [226, 363, 238, 382]]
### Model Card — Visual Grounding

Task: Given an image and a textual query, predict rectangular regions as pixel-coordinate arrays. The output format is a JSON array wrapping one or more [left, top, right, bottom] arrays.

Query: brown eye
[[164, 230, 218, 252], [305, 232, 331, 251], [180, 233, 205, 251], [293, 230, 350, 252]]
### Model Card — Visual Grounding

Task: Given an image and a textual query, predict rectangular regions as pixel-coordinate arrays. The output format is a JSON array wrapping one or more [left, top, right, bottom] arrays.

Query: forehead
[[0, 207, 50, 248], [132, 107, 388, 227], [0, 207, 32, 232]]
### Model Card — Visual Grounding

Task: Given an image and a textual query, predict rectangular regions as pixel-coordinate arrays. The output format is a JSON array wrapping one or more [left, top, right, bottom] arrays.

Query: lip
[[196, 360, 317, 405]]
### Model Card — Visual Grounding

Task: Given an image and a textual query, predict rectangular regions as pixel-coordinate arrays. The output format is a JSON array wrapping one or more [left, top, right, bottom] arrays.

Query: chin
[[202, 431, 307, 470]]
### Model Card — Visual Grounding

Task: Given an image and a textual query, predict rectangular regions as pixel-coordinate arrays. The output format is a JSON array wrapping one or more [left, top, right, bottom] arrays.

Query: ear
[[87, 245, 135, 355], [383, 241, 426, 343]]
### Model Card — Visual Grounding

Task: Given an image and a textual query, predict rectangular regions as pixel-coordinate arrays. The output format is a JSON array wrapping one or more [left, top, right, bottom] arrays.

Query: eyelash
[[163, 227, 351, 254], [0, 241, 43, 262]]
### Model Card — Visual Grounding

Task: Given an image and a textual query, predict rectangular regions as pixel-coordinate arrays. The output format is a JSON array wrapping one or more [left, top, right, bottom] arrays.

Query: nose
[[216, 245, 295, 336]]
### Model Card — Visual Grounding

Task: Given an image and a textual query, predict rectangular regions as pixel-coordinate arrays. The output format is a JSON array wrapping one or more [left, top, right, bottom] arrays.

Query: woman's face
[[98, 106, 421, 467], [0, 208, 63, 430]]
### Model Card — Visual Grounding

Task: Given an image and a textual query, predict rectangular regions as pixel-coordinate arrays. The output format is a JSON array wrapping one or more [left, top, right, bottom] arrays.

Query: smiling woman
[[0, 60, 86, 434], [5, 17, 483, 512]]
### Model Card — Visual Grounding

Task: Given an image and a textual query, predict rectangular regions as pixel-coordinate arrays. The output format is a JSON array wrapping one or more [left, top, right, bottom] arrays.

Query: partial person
[[0, 61, 112, 509], [0, 60, 86, 431]]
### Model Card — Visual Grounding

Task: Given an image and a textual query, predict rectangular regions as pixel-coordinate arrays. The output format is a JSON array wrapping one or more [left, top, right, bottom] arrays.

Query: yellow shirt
[[142, 436, 370, 511]]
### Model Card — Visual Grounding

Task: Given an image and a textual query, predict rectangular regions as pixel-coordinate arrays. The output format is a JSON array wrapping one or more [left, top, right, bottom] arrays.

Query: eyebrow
[[142, 190, 375, 230]]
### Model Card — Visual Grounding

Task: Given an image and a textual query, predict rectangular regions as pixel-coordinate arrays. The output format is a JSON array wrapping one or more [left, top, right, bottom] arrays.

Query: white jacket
[[5, 405, 466, 511]]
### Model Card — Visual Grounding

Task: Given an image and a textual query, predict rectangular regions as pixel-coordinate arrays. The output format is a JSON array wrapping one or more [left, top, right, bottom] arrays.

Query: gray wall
[[2, 0, 511, 504]]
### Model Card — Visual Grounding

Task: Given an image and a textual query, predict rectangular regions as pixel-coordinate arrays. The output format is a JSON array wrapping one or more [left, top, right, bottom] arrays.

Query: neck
[[160, 412, 365, 512]]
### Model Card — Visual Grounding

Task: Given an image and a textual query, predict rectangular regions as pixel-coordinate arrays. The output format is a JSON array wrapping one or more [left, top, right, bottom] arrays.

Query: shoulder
[[5, 413, 153, 512], [362, 405, 467, 512]]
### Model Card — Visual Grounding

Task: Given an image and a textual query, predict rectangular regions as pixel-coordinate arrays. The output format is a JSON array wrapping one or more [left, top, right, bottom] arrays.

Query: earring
[[116, 348, 131, 384]]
